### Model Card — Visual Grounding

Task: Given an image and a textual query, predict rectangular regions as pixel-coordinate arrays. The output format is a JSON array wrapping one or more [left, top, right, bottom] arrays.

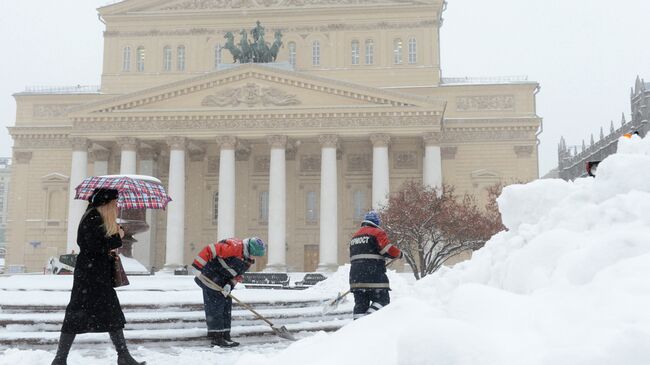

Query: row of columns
[[66, 133, 442, 271]]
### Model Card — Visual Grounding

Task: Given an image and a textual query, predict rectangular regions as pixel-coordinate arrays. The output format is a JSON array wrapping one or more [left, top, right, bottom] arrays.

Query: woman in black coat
[[51, 188, 145, 365]]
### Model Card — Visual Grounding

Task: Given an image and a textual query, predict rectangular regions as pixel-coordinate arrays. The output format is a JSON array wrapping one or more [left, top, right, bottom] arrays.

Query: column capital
[[116, 136, 138, 151], [370, 134, 390, 147], [70, 137, 89, 151], [319, 134, 339, 148], [166, 136, 187, 150], [267, 135, 288, 149], [216, 136, 237, 149], [423, 132, 443, 146], [90, 146, 111, 162], [235, 140, 252, 161]]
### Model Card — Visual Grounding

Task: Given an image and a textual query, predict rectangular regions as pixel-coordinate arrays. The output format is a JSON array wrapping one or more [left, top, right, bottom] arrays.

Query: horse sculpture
[[223, 22, 283, 64], [269, 31, 284, 62], [223, 32, 241, 63]]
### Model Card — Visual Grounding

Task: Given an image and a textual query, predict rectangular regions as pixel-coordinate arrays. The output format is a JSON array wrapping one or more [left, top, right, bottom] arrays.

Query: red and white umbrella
[[75, 175, 172, 210]]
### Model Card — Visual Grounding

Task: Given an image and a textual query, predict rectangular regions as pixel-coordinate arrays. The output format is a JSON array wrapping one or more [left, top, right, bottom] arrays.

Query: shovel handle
[[197, 274, 276, 327]]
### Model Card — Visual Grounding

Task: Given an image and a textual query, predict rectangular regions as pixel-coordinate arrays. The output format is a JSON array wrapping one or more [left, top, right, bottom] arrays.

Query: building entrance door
[[304, 244, 319, 272]]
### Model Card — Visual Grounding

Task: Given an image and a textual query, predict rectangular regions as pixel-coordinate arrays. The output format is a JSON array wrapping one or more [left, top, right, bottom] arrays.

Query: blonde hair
[[97, 200, 120, 237]]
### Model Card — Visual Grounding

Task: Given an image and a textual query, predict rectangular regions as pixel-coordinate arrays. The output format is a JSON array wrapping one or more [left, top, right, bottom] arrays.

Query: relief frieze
[[33, 104, 80, 118], [456, 95, 515, 111], [201, 83, 300, 107]]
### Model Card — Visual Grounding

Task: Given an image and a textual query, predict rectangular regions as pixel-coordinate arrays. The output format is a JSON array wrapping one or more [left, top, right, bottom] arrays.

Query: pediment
[[470, 169, 502, 183], [71, 64, 444, 117], [99, 0, 436, 14]]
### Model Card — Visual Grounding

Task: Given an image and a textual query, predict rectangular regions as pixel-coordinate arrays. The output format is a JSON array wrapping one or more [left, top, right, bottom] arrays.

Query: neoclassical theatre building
[[6, 0, 541, 273]]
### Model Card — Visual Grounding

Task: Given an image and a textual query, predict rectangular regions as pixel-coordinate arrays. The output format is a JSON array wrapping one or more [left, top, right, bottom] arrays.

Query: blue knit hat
[[245, 237, 266, 257], [363, 211, 381, 227]]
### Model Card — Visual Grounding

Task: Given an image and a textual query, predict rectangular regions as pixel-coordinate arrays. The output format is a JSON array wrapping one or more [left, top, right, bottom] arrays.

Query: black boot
[[109, 330, 146, 365], [223, 331, 240, 347], [51, 333, 76, 365], [210, 332, 238, 348]]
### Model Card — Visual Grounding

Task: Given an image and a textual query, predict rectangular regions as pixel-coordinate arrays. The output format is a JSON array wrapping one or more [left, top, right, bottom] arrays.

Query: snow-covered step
[[0, 319, 350, 347]]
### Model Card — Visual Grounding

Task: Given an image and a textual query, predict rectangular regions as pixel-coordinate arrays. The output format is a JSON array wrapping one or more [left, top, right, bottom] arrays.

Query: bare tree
[[380, 181, 503, 280]]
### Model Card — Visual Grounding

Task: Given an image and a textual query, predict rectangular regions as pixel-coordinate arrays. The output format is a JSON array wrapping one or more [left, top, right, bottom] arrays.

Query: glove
[[221, 283, 232, 297]]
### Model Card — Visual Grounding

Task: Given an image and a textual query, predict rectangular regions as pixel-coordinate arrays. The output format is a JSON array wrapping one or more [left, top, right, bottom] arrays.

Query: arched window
[[212, 192, 219, 225], [177, 45, 186, 71], [122, 47, 131, 72], [364, 39, 374, 65], [393, 39, 403, 64], [408, 37, 417, 64], [136, 46, 146, 72], [306, 191, 318, 223], [214, 44, 222, 69], [163, 46, 172, 72], [351, 40, 360, 65], [353, 190, 366, 221], [288, 42, 297, 67], [259, 191, 269, 223], [312, 40, 320, 66]]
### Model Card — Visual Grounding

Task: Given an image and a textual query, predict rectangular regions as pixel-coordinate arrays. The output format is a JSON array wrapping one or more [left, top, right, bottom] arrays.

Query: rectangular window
[[312, 41, 320, 66], [214, 45, 222, 69], [177, 46, 186, 71], [136, 47, 145, 72], [288, 42, 296, 67], [212, 192, 219, 225], [306, 191, 318, 224], [393, 39, 403, 65], [259, 191, 269, 223], [353, 190, 366, 221], [122, 47, 131, 72], [408, 38, 417, 64], [163, 46, 172, 72], [351, 41, 360, 65], [365, 40, 374, 65]]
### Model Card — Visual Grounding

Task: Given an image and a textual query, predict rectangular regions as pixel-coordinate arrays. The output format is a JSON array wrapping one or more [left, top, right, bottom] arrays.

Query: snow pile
[[233, 135, 650, 365]]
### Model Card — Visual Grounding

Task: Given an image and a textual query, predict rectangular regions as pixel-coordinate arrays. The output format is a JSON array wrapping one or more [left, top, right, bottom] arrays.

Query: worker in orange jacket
[[192, 237, 266, 347]]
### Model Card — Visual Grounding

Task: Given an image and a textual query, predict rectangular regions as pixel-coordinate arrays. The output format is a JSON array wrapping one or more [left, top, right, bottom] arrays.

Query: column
[[117, 137, 137, 175], [67, 137, 89, 253], [423, 132, 443, 193], [216, 136, 237, 240], [133, 145, 158, 270], [371, 134, 390, 210], [266, 135, 287, 272], [164, 137, 186, 271], [91, 146, 110, 176], [318, 134, 339, 271]]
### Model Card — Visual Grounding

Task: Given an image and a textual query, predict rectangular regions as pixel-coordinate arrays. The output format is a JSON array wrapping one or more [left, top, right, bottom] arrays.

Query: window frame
[[176, 45, 186, 71], [312, 40, 320, 66], [408, 37, 417, 64], [163, 46, 172, 72], [288, 42, 297, 67], [122, 46, 131, 72], [351, 40, 360, 65], [393, 38, 403, 65], [364, 39, 374, 65], [136, 46, 146, 72]]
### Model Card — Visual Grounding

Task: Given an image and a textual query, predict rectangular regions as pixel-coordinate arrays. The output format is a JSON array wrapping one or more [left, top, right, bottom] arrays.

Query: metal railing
[[441, 76, 529, 84], [22, 85, 100, 94]]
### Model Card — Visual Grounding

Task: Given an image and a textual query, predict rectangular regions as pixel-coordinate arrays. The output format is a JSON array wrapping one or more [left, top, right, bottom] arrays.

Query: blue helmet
[[363, 211, 381, 227]]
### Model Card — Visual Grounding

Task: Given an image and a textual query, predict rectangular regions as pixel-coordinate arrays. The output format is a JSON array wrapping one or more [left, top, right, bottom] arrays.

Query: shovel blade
[[272, 325, 297, 341]]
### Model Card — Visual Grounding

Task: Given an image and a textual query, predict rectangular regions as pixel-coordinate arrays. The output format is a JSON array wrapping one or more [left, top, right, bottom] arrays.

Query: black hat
[[89, 188, 119, 207]]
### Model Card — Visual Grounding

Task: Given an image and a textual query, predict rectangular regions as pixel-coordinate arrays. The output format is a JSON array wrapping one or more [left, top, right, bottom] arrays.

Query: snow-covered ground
[[2, 135, 650, 364]]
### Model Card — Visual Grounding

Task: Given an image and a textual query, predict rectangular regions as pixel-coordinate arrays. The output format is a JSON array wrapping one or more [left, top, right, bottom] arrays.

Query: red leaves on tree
[[380, 181, 505, 279]]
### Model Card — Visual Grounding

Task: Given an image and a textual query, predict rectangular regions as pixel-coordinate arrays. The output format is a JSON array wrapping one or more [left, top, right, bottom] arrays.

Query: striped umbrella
[[75, 175, 172, 210]]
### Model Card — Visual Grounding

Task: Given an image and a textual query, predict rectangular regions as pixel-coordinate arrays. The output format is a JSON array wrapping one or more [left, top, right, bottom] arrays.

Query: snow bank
[[233, 135, 650, 365]]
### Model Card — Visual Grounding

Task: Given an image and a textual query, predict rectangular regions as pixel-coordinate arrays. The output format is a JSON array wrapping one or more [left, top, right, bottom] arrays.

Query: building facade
[[0, 158, 10, 252], [557, 76, 648, 181], [6, 0, 541, 272]]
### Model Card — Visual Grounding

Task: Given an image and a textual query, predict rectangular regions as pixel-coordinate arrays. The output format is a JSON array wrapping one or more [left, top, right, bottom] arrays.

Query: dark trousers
[[352, 289, 390, 320], [200, 284, 233, 333]]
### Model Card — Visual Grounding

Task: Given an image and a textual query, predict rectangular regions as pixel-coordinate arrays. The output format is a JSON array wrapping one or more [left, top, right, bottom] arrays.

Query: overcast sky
[[1, 0, 649, 176]]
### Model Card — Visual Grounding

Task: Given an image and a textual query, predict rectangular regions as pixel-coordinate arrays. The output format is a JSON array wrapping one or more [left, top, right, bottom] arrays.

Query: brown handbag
[[111, 252, 130, 287]]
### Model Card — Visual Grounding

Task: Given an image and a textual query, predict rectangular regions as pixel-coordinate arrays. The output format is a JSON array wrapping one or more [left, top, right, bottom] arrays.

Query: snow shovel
[[322, 258, 398, 314], [196, 273, 297, 341]]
